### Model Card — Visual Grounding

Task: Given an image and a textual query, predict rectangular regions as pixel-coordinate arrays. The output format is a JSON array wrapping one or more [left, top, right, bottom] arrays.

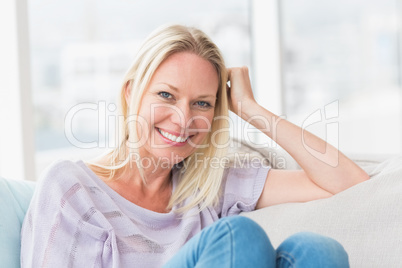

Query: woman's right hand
[[226, 67, 258, 119]]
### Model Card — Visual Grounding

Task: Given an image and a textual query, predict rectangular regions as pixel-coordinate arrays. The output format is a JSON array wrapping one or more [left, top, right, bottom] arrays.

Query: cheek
[[192, 113, 214, 132], [139, 104, 170, 124]]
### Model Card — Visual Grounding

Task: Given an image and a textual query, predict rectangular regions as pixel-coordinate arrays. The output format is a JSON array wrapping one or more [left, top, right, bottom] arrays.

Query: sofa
[[232, 139, 402, 267], [0, 177, 35, 268], [1, 140, 401, 267]]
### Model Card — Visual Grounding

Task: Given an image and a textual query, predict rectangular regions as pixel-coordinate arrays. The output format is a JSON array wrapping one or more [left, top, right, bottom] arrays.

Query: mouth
[[156, 127, 194, 144]]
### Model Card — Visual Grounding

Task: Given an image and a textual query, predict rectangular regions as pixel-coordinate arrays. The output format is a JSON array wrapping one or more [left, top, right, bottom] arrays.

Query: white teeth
[[158, 128, 188, 143]]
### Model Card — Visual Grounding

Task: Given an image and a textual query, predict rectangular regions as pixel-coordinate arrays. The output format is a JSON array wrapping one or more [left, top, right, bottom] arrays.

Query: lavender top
[[21, 160, 270, 267]]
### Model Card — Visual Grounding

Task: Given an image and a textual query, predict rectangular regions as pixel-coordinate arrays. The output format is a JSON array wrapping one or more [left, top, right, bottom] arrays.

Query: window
[[280, 0, 402, 155]]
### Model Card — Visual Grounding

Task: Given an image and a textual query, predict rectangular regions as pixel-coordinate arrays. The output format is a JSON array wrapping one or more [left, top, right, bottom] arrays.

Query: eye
[[195, 101, 212, 108], [158, 91, 173, 99]]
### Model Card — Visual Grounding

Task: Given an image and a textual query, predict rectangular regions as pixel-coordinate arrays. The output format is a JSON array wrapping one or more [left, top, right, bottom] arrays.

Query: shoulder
[[212, 159, 271, 217], [21, 161, 113, 266], [27, 159, 105, 220], [41, 159, 87, 177], [223, 156, 271, 181], [36, 159, 94, 195], [220, 159, 271, 198]]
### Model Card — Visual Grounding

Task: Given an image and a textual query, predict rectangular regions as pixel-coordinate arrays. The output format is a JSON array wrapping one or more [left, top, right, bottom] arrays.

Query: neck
[[142, 167, 173, 194], [102, 162, 173, 213], [120, 163, 172, 195], [88, 153, 176, 212]]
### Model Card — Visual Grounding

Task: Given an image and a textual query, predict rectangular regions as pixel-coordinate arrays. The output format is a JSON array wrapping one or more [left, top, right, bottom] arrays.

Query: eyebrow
[[159, 83, 217, 99]]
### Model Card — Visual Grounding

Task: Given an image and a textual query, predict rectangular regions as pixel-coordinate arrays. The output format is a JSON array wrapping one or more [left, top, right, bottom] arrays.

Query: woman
[[21, 24, 369, 267]]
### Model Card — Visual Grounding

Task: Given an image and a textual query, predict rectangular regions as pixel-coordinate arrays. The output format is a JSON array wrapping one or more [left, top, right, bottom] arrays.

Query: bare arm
[[227, 67, 369, 208]]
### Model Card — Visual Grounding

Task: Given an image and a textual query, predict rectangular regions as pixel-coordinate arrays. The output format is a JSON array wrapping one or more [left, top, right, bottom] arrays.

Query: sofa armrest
[[0, 177, 35, 268]]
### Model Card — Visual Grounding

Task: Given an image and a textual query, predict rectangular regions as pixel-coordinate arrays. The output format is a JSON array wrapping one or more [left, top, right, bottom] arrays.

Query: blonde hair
[[87, 24, 230, 214]]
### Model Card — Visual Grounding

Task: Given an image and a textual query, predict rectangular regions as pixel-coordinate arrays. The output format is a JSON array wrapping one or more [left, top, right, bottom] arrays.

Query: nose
[[170, 102, 193, 130]]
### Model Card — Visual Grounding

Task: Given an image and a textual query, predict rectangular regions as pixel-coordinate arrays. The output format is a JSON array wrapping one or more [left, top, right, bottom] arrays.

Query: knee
[[288, 232, 348, 256], [214, 216, 273, 249], [185, 217, 276, 268], [277, 232, 349, 267], [218, 216, 267, 240], [216, 216, 276, 267], [219, 216, 261, 231]]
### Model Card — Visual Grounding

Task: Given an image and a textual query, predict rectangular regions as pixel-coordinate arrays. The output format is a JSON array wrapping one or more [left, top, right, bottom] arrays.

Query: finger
[[226, 68, 233, 89], [226, 84, 231, 100]]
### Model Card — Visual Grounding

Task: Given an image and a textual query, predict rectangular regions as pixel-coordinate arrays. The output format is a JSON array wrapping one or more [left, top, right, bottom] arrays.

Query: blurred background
[[1, 0, 401, 181]]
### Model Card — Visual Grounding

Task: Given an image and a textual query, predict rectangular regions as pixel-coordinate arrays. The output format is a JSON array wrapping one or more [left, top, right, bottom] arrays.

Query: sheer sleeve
[[216, 163, 271, 218], [20, 161, 116, 267]]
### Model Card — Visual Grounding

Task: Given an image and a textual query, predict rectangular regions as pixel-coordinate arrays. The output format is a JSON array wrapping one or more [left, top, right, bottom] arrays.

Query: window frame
[[0, 0, 36, 181]]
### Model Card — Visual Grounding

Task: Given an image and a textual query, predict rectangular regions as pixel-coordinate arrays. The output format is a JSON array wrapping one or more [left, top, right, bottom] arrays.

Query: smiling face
[[130, 52, 220, 166]]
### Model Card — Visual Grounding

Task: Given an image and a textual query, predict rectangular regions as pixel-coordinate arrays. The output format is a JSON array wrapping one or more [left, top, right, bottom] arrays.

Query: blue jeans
[[164, 216, 349, 268]]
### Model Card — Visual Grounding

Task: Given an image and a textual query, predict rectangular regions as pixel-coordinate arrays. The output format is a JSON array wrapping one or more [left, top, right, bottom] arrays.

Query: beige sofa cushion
[[243, 156, 402, 267]]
